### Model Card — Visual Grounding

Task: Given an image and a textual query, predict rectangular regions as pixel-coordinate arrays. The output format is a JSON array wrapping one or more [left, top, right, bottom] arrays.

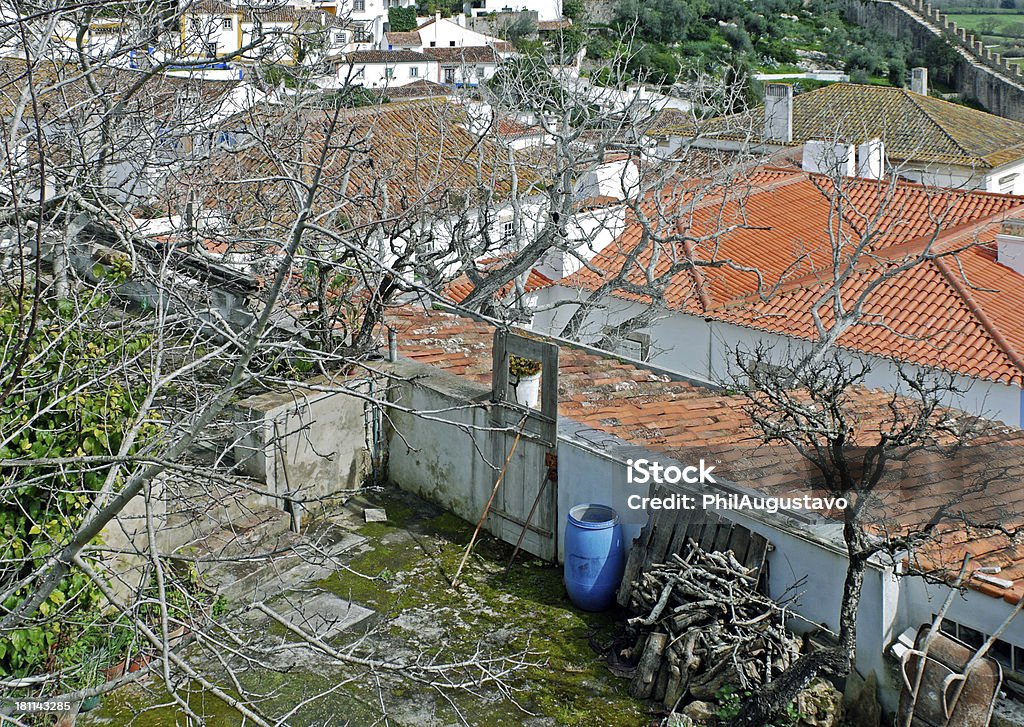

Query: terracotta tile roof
[[650, 83, 1024, 169], [373, 79, 449, 99], [385, 31, 422, 47], [346, 50, 430, 63], [442, 266, 552, 304], [495, 117, 541, 138], [424, 46, 501, 64], [185, 100, 544, 227], [0, 59, 241, 123], [385, 305, 1024, 603], [562, 169, 1024, 385]]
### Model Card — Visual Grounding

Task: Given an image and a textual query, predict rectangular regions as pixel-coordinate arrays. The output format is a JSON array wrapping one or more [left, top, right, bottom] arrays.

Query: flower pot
[[512, 372, 541, 408], [102, 662, 125, 682], [127, 654, 153, 673]]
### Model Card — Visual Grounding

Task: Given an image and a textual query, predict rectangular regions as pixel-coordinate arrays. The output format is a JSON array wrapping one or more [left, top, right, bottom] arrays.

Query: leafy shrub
[[0, 293, 159, 679], [388, 6, 417, 32]]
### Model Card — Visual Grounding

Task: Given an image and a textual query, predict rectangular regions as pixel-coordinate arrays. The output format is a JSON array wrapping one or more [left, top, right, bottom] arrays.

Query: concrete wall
[[900, 574, 1024, 654], [98, 476, 167, 606], [529, 284, 1024, 426], [383, 361, 499, 524], [233, 376, 371, 519]]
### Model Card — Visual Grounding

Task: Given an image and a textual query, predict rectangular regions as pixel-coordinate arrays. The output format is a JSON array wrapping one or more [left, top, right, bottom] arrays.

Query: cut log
[[629, 631, 668, 699]]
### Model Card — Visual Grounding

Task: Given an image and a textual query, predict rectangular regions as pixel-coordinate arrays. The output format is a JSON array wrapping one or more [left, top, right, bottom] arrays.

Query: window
[[475, 65, 485, 79], [501, 219, 515, 238], [443, 66, 455, 84], [958, 624, 984, 649], [205, 42, 217, 57], [429, 40, 436, 47], [409, 65, 419, 77], [334, 30, 346, 46], [222, 17, 233, 29], [603, 327, 651, 361], [353, 0, 365, 10], [352, 23, 372, 42], [449, 40, 455, 47], [999, 173, 1019, 194], [189, 18, 201, 32], [385, 67, 394, 79], [353, 67, 364, 78]]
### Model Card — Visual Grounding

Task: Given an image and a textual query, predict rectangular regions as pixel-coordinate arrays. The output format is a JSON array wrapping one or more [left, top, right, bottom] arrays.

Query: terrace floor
[[81, 486, 648, 727]]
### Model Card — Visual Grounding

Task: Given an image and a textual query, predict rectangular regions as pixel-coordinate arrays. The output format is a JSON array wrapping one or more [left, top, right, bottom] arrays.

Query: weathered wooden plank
[[648, 510, 677, 566], [743, 532, 769, 572], [618, 514, 656, 606], [713, 523, 734, 553], [666, 507, 697, 557], [698, 513, 721, 552], [726, 525, 751, 566], [684, 518, 705, 549]]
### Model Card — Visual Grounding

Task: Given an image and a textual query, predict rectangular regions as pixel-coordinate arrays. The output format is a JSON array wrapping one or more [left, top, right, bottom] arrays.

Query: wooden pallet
[[617, 492, 770, 607]]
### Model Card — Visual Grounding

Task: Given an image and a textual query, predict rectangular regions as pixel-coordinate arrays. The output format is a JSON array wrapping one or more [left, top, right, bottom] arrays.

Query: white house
[[178, 2, 349, 65], [424, 45, 503, 87], [649, 79, 1024, 196], [249, 0, 418, 49], [337, 50, 436, 89], [413, 14, 512, 53], [466, 0, 564, 23]]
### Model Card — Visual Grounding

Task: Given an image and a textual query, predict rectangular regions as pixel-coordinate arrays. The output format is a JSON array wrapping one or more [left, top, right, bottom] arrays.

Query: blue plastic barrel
[[564, 504, 625, 611]]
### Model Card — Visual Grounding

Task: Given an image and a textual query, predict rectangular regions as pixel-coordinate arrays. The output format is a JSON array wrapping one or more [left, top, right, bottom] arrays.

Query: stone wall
[[843, 0, 1024, 121]]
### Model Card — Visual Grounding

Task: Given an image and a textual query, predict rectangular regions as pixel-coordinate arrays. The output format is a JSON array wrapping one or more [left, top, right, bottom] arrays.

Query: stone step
[[187, 506, 294, 562], [196, 519, 366, 606], [162, 476, 274, 554]]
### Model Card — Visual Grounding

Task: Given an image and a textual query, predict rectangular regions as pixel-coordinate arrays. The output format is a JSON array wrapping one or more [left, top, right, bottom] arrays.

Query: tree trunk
[[730, 530, 869, 726]]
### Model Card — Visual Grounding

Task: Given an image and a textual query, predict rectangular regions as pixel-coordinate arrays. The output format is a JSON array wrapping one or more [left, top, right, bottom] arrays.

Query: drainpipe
[[387, 327, 397, 362], [706, 318, 714, 381]]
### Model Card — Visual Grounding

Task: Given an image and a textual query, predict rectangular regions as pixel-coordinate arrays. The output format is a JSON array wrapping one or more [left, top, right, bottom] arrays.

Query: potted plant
[[509, 355, 542, 408]]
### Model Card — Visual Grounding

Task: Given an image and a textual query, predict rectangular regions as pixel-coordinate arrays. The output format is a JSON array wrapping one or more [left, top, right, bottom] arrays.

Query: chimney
[[996, 219, 1024, 276], [802, 140, 856, 177], [763, 83, 793, 143], [911, 67, 928, 95], [857, 138, 885, 180]]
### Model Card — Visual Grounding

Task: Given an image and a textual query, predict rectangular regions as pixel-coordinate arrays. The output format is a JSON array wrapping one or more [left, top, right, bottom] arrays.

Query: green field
[[944, 11, 1024, 55]]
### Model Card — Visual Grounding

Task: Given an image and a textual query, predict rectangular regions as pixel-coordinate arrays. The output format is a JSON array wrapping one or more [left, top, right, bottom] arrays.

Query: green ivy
[[714, 687, 805, 727], [388, 6, 417, 32], [0, 291, 158, 680]]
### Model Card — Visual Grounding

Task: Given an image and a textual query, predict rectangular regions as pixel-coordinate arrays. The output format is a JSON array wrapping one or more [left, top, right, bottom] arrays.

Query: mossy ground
[[81, 487, 647, 726]]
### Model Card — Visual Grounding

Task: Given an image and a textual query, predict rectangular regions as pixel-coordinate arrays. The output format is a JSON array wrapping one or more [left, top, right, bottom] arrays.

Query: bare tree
[[1, 3, 750, 722]]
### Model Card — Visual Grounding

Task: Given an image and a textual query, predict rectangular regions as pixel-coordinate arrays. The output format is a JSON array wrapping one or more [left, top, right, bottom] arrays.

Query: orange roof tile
[[443, 265, 552, 304], [562, 169, 1024, 385]]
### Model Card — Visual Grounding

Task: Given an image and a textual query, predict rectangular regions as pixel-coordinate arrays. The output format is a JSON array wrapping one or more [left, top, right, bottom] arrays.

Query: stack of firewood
[[623, 542, 802, 710]]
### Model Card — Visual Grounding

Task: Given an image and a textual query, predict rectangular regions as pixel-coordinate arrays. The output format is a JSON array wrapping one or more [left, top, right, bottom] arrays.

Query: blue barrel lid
[[568, 504, 619, 529]]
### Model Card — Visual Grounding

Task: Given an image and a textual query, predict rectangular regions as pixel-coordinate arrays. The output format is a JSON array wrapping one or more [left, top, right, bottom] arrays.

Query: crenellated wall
[[843, 0, 1024, 121]]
